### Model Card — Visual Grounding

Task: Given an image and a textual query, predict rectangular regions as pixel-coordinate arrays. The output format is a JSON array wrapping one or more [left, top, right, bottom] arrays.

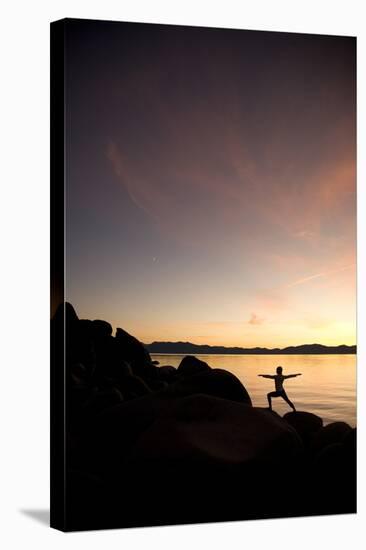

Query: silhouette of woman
[[258, 366, 302, 411]]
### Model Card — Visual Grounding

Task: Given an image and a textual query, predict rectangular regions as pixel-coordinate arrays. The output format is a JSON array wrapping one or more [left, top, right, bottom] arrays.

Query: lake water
[[151, 354, 357, 427]]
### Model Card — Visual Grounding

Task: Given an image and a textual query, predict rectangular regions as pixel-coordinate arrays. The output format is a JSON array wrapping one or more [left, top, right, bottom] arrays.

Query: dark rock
[[159, 365, 177, 375], [283, 411, 323, 444], [122, 374, 152, 399], [170, 368, 252, 405], [52, 301, 79, 324], [311, 436, 356, 514], [78, 319, 93, 336], [82, 393, 159, 474], [70, 337, 97, 382], [69, 385, 124, 433], [115, 326, 155, 378], [92, 336, 119, 382], [92, 319, 113, 338], [314, 442, 343, 469], [117, 360, 134, 378], [53, 305, 98, 385], [177, 355, 211, 377], [342, 427, 356, 454], [69, 362, 91, 386], [157, 365, 178, 382], [53, 302, 79, 362], [126, 396, 302, 467], [311, 421, 352, 453], [82, 388, 124, 416], [81, 393, 302, 487], [97, 358, 133, 386]]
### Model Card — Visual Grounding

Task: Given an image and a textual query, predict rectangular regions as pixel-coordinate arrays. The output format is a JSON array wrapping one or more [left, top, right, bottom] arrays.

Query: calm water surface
[[152, 354, 356, 427]]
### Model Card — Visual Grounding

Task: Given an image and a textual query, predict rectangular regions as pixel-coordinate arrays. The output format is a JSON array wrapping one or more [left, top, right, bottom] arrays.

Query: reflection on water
[[152, 354, 356, 427]]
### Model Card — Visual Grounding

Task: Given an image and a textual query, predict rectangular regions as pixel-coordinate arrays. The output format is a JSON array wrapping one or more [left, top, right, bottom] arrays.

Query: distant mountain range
[[145, 341, 356, 355]]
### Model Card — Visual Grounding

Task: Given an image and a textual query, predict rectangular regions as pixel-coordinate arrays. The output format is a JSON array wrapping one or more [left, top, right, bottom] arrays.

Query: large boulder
[[121, 374, 152, 399], [117, 396, 304, 525], [92, 319, 113, 338], [170, 368, 252, 405], [52, 301, 79, 325], [126, 396, 302, 467], [310, 432, 357, 515], [311, 421, 352, 453], [80, 393, 159, 475], [158, 365, 178, 382], [283, 411, 323, 445], [115, 327, 156, 379], [81, 393, 300, 479], [177, 355, 211, 377], [53, 305, 97, 391]]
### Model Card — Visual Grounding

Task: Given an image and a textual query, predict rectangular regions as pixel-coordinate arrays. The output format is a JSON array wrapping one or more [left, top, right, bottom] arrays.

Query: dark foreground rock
[[127, 396, 302, 466], [311, 422, 352, 453], [309, 428, 357, 515], [283, 411, 323, 444], [157, 365, 178, 382], [69, 394, 305, 528]]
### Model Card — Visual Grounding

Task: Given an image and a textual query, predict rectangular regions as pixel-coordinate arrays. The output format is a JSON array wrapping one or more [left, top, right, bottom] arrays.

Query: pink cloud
[[248, 313, 265, 325]]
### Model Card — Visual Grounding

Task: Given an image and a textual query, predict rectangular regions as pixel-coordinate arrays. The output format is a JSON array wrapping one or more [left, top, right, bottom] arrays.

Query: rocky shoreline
[[53, 303, 356, 531]]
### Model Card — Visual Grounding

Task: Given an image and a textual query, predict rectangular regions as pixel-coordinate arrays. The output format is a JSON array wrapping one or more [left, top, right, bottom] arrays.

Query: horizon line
[[144, 340, 356, 350]]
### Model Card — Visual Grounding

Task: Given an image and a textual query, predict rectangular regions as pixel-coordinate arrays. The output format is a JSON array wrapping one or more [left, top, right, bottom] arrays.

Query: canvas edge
[[50, 18, 67, 532]]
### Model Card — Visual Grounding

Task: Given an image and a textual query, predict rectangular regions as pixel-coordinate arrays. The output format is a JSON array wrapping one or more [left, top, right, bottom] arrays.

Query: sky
[[65, 19, 356, 347]]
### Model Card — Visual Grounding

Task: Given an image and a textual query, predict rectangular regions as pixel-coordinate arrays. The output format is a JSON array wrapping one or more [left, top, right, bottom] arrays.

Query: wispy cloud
[[107, 140, 169, 222], [293, 230, 316, 239], [287, 272, 326, 288], [287, 263, 355, 289]]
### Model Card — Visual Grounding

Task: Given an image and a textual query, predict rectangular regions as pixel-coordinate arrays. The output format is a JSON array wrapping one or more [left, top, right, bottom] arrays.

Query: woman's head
[[276, 366, 283, 374]]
